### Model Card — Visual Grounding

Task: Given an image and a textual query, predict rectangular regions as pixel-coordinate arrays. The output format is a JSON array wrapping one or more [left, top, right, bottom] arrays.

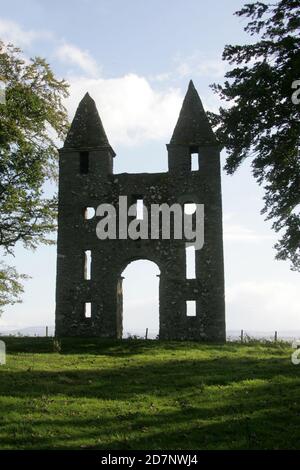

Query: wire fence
[[0, 326, 300, 343]]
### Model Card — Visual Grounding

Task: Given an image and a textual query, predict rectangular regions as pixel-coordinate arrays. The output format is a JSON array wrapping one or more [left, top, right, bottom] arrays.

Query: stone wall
[[55, 83, 226, 341]]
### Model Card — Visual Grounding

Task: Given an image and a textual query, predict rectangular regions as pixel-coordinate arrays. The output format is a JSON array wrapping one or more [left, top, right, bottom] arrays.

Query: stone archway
[[116, 259, 160, 339]]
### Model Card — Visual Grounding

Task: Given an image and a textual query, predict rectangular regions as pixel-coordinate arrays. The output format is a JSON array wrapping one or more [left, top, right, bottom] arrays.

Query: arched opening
[[120, 260, 160, 339]]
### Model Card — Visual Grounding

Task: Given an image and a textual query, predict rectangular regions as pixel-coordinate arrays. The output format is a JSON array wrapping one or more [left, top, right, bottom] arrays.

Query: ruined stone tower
[[55, 81, 226, 341]]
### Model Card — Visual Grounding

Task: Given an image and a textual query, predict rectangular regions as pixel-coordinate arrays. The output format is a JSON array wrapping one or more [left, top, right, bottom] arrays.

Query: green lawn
[[0, 337, 299, 450]]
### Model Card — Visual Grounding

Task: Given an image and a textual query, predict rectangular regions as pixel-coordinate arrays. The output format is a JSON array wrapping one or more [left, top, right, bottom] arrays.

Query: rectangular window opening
[[186, 300, 196, 317], [136, 198, 144, 220], [84, 302, 92, 318], [80, 151, 89, 174], [191, 153, 199, 171], [84, 250, 91, 280], [186, 246, 196, 279]]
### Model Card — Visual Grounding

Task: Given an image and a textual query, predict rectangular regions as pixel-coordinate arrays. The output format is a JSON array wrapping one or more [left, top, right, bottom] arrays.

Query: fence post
[[241, 329, 244, 344], [145, 328, 148, 340], [274, 331, 278, 342]]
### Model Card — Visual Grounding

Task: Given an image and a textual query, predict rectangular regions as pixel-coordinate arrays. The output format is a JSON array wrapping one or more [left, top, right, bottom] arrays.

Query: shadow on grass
[[0, 383, 298, 449], [1, 336, 288, 356], [0, 355, 298, 399], [0, 338, 298, 449]]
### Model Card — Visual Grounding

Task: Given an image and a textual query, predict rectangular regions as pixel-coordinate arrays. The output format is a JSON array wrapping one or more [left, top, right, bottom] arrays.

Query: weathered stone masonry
[[55, 81, 226, 341]]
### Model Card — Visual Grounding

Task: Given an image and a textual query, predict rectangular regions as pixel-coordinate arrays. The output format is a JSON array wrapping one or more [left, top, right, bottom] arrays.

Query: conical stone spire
[[170, 80, 217, 147], [63, 92, 115, 154]]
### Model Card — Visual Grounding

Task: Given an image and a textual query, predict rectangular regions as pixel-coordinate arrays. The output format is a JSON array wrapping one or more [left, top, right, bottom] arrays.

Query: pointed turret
[[63, 93, 115, 155], [170, 81, 217, 148]]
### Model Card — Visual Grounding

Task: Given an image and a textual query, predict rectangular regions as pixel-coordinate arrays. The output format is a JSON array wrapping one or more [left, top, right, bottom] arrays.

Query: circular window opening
[[184, 203, 197, 215], [84, 207, 95, 220]]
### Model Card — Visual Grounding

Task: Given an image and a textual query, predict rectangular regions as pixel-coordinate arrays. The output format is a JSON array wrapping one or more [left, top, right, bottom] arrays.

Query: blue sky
[[0, 0, 299, 336]]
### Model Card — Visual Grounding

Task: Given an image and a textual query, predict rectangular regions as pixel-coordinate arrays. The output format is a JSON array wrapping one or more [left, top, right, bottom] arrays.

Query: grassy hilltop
[[0, 338, 299, 450]]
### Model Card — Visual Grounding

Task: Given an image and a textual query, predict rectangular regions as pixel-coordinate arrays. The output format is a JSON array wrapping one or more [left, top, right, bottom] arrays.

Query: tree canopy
[[211, 0, 300, 271], [0, 41, 69, 311]]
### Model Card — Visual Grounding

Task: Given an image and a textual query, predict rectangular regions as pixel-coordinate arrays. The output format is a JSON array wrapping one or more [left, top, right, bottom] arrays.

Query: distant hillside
[[0, 326, 55, 337], [0, 326, 299, 341]]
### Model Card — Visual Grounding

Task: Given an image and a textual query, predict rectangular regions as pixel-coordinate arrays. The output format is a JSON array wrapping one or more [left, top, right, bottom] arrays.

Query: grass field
[[0, 337, 299, 450]]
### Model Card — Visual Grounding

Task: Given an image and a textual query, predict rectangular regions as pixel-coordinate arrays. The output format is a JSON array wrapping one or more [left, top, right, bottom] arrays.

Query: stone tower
[[55, 81, 226, 341]]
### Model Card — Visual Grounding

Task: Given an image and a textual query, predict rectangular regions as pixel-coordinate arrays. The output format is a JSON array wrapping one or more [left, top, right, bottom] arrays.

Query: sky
[[0, 0, 299, 336]]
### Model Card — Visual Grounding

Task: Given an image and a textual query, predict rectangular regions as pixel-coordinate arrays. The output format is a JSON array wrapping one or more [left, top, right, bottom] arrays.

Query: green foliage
[[211, 0, 300, 271], [0, 262, 27, 312], [0, 41, 69, 309], [0, 338, 299, 449]]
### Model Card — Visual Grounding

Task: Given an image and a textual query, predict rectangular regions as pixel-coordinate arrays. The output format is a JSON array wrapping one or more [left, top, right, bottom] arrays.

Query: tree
[[0, 41, 69, 312], [211, 0, 300, 271], [0, 262, 27, 312]]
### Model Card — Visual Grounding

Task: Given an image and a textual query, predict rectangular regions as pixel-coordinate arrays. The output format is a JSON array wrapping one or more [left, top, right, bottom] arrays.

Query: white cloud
[[0, 18, 51, 47], [149, 72, 171, 82], [175, 52, 227, 78], [0, 19, 218, 147], [226, 281, 300, 331], [55, 43, 100, 77], [66, 74, 183, 146], [0, 19, 99, 78], [223, 213, 275, 243], [224, 222, 275, 243]]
